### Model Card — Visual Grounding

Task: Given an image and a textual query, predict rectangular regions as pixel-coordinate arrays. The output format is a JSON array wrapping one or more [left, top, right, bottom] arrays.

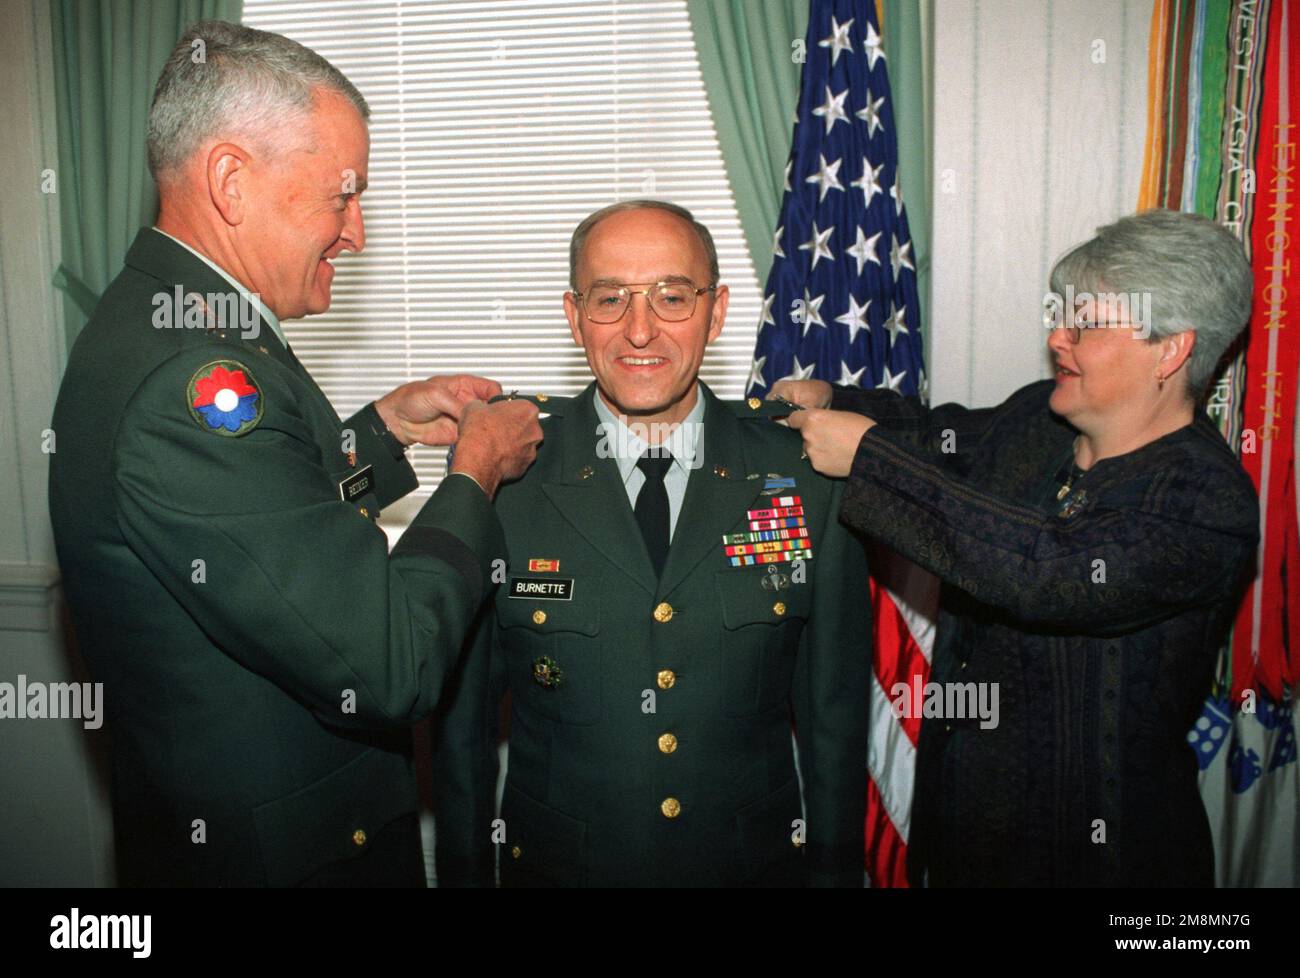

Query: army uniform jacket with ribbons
[[432, 382, 871, 887], [832, 380, 1259, 887], [48, 228, 505, 886]]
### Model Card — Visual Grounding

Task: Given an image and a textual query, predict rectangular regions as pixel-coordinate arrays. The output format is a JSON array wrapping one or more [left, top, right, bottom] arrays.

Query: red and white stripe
[[864, 548, 940, 887]]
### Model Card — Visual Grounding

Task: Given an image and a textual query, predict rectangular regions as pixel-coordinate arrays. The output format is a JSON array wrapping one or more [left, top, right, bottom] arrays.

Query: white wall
[[928, 0, 1151, 408]]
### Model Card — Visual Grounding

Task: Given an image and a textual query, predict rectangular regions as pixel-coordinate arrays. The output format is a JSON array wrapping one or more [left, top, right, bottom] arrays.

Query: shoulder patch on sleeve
[[187, 359, 263, 436]]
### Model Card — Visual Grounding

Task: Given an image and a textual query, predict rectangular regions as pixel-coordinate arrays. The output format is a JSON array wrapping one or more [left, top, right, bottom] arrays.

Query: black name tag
[[339, 465, 374, 502], [508, 576, 574, 600]]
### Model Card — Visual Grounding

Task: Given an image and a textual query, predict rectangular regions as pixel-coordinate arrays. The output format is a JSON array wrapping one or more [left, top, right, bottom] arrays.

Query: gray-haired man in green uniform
[[432, 201, 871, 887], [48, 21, 541, 886]]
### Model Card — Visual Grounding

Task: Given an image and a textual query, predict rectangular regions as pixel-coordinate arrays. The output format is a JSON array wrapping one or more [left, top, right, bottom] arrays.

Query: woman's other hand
[[787, 408, 875, 477]]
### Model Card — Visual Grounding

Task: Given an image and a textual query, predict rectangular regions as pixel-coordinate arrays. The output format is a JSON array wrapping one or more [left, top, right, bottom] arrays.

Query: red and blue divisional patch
[[187, 360, 263, 436]]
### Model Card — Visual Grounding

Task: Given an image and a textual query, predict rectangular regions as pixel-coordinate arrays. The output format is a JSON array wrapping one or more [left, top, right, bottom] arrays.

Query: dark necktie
[[635, 452, 673, 578]]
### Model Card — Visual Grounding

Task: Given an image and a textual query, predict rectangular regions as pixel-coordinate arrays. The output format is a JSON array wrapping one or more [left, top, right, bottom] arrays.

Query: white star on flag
[[856, 91, 886, 137], [838, 361, 868, 386], [846, 226, 883, 275], [812, 85, 851, 135], [783, 160, 792, 193], [818, 16, 854, 65], [759, 293, 777, 330], [805, 154, 844, 202], [864, 21, 886, 69], [780, 356, 817, 383], [834, 295, 872, 343], [746, 355, 767, 391], [799, 290, 826, 337], [798, 221, 836, 270], [772, 225, 785, 259], [890, 234, 915, 278], [881, 364, 907, 391], [882, 303, 909, 343], [851, 158, 884, 208], [890, 169, 904, 213]]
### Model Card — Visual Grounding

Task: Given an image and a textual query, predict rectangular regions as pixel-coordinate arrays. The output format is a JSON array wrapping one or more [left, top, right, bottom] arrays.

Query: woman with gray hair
[[777, 209, 1259, 887]]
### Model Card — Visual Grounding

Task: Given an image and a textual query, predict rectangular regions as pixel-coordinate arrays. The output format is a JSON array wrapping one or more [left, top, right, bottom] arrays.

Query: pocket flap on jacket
[[251, 749, 417, 887], [499, 783, 589, 887], [497, 586, 600, 636], [716, 570, 813, 629]]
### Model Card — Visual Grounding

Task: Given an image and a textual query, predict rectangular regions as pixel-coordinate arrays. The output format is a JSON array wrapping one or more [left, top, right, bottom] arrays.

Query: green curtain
[[50, 0, 243, 351], [882, 0, 930, 346], [687, 0, 809, 285]]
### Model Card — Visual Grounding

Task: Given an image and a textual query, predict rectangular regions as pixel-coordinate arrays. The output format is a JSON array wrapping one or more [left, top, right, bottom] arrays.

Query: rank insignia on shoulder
[[532, 656, 563, 689], [488, 391, 567, 415], [187, 360, 263, 436], [729, 398, 791, 419]]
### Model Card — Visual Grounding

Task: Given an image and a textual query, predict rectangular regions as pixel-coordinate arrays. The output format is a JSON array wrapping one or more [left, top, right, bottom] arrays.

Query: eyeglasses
[[573, 281, 716, 324], [1058, 319, 1144, 344], [1045, 299, 1143, 344]]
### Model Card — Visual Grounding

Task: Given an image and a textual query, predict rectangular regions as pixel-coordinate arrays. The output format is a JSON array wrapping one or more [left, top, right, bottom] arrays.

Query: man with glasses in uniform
[[430, 200, 871, 888]]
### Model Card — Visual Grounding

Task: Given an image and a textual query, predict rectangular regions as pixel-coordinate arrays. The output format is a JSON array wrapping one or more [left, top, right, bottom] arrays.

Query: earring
[[1157, 373, 1165, 391]]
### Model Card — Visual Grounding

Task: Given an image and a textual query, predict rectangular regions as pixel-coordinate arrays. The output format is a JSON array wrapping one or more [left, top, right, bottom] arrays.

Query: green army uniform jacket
[[432, 382, 870, 887], [48, 228, 504, 886]]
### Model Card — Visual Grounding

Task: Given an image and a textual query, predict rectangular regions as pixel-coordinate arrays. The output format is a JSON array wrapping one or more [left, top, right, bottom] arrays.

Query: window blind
[[242, 0, 764, 532]]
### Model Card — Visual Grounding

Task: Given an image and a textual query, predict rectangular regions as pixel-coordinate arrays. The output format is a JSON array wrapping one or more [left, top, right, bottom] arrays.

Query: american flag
[[746, 0, 938, 887]]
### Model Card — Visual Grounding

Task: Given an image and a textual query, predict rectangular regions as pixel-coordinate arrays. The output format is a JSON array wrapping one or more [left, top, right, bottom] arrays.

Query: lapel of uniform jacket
[[541, 382, 659, 596], [657, 383, 767, 599]]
